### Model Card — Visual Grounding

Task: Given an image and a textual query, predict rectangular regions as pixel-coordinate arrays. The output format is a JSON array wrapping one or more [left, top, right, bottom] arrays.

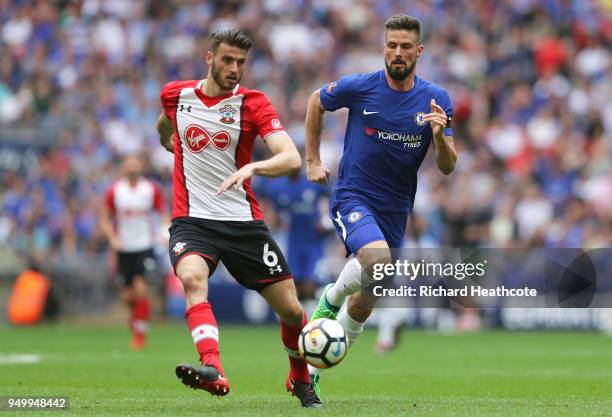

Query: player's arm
[[156, 112, 174, 154], [425, 99, 457, 175], [305, 89, 330, 185], [217, 132, 301, 195], [151, 183, 171, 244], [99, 194, 121, 252]]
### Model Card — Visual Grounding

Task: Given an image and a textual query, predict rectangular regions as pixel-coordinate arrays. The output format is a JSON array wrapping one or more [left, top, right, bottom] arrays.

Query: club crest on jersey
[[219, 105, 237, 124], [184, 124, 230, 153], [348, 211, 362, 223], [172, 241, 187, 255], [415, 112, 427, 126], [326, 81, 337, 93]]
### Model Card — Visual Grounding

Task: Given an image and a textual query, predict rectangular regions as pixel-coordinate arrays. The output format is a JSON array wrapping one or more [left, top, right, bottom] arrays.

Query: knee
[[359, 252, 392, 282], [132, 277, 148, 297], [179, 267, 207, 293], [280, 303, 305, 327]]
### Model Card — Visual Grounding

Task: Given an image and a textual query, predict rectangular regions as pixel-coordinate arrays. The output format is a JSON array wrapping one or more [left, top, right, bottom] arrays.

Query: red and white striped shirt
[[105, 178, 165, 252], [160, 80, 286, 221]]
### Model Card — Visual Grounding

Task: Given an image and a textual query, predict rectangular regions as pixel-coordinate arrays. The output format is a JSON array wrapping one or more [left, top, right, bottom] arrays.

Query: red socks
[[130, 297, 150, 346], [186, 301, 224, 375], [281, 312, 310, 384], [185, 301, 308, 384]]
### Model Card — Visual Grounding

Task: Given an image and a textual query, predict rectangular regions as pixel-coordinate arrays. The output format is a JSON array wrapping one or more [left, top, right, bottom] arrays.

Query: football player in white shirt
[[156, 29, 321, 408], [100, 155, 168, 350]]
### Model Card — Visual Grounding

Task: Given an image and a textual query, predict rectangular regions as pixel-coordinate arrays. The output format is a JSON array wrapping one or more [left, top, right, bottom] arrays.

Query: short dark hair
[[384, 15, 421, 40], [210, 28, 252, 53]]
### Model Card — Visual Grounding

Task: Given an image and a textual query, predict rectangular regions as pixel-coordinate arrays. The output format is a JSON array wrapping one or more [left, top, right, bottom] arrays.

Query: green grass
[[0, 324, 611, 416]]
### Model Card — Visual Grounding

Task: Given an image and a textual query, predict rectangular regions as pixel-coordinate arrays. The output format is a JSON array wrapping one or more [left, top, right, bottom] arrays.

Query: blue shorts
[[330, 199, 407, 256]]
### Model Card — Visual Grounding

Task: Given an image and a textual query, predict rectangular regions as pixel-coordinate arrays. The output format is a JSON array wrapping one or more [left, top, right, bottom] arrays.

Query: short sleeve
[[105, 186, 116, 214], [436, 89, 454, 137], [152, 182, 164, 213], [253, 93, 286, 139], [319, 74, 361, 112], [160, 80, 197, 122]]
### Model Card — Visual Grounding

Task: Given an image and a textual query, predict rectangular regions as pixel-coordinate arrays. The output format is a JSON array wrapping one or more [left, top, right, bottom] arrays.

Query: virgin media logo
[[184, 124, 231, 153]]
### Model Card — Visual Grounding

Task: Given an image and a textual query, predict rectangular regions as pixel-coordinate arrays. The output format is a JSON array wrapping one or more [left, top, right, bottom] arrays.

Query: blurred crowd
[[0, 0, 610, 278]]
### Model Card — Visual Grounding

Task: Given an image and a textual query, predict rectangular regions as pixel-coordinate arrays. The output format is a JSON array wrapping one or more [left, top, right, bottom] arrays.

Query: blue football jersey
[[265, 174, 327, 252], [320, 70, 454, 213]]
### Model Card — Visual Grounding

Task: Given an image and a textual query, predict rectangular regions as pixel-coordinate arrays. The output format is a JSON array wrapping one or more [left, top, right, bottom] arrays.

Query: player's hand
[[423, 99, 447, 140], [217, 164, 255, 195], [110, 237, 122, 252], [161, 133, 175, 154], [307, 160, 330, 185]]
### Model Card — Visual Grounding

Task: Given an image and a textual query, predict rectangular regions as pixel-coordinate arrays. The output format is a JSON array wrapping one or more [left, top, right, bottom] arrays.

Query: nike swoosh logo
[[332, 342, 341, 356], [362, 109, 378, 115]]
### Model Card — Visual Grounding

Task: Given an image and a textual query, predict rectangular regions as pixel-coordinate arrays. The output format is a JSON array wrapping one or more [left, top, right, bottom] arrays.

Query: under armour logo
[[179, 104, 192, 112], [269, 265, 283, 274]]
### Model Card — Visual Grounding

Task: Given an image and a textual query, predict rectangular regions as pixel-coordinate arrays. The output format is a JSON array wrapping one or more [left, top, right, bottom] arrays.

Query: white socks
[[308, 363, 320, 376], [337, 308, 365, 346], [326, 258, 363, 307], [307, 258, 368, 379]]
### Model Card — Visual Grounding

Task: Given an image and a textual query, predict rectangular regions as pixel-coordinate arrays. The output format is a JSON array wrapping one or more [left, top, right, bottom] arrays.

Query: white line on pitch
[[0, 354, 42, 364]]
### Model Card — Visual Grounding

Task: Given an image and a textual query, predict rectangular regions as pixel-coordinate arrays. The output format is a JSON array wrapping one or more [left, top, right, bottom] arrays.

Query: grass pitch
[[0, 323, 610, 416]]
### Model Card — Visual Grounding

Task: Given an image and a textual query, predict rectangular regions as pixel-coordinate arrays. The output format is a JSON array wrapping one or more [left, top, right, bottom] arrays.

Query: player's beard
[[385, 59, 415, 81], [211, 61, 240, 91], [125, 172, 140, 183]]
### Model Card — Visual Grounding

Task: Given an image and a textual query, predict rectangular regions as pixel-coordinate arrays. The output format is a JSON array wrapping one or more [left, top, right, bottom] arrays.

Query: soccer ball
[[298, 318, 347, 369]]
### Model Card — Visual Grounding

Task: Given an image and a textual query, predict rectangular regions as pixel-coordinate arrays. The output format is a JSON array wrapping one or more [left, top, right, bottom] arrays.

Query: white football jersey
[[105, 177, 165, 252], [161, 79, 286, 221]]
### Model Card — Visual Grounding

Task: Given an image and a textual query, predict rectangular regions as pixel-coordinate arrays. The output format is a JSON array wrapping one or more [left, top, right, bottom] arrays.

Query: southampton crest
[[219, 105, 237, 124]]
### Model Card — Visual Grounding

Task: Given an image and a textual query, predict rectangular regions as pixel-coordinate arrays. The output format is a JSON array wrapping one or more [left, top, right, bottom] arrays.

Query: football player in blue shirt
[[305, 15, 457, 393]]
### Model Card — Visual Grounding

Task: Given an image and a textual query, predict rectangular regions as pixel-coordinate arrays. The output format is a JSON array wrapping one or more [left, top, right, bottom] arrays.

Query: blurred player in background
[[100, 154, 167, 350], [306, 15, 457, 394], [157, 29, 321, 407], [265, 162, 332, 313]]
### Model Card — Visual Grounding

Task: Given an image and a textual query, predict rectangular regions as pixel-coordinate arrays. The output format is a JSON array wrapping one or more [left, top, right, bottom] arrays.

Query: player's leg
[[221, 222, 321, 407], [308, 239, 391, 394], [312, 238, 388, 321], [129, 274, 150, 350], [259, 279, 323, 408], [173, 254, 229, 395], [127, 248, 156, 350], [312, 204, 387, 321], [120, 286, 134, 305], [260, 280, 309, 379], [121, 282, 137, 348], [117, 251, 140, 348], [336, 210, 406, 346], [176, 254, 210, 307], [325, 239, 391, 310], [175, 255, 216, 366], [336, 240, 392, 345], [169, 218, 228, 396]]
